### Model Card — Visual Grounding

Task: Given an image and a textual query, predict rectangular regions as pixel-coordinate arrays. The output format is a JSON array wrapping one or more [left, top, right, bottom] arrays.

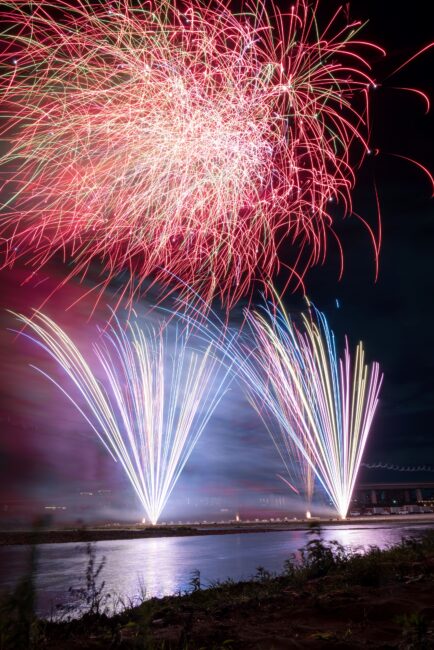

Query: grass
[[1, 525, 434, 648]]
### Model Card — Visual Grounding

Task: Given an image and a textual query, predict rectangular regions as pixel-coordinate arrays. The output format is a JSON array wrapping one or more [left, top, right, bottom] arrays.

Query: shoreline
[[1, 513, 434, 546], [2, 528, 434, 649]]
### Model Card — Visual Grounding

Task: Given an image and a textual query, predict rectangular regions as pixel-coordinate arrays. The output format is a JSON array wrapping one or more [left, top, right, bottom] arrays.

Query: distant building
[[351, 482, 434, 513]]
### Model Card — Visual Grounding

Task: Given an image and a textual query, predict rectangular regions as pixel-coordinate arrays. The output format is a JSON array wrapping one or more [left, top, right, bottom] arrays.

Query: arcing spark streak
[[12, 310, 230, 524]]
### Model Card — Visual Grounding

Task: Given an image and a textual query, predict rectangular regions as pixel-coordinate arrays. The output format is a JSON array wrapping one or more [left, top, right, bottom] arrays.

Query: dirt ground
[[42, 554, 434, 649]]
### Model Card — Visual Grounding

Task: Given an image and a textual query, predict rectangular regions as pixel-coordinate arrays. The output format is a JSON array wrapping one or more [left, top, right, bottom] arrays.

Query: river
[[0, 521, 432, 618]]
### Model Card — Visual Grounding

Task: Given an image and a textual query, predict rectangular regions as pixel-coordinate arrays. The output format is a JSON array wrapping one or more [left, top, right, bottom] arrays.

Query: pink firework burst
[[0, 0, 383, 310]]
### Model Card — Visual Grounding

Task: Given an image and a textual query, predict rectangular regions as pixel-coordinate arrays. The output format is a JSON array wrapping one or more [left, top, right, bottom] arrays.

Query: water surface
[[0, 522, 431, 617]]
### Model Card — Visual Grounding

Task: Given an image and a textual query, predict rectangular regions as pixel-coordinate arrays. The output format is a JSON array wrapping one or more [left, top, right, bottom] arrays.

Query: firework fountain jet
[[170, 288, 382, 519], [277, 440, 315, 514], [0, 0, 383, 311], [268, 418, 316, 509], [243, 299, 383, 519], [12, 310, 231, 524]]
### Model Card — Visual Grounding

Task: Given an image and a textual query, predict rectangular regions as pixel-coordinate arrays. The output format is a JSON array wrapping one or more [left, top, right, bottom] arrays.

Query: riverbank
[[0, 528, 434, 650], [1, 527, 434, 649], [2, 513, 434, 546]]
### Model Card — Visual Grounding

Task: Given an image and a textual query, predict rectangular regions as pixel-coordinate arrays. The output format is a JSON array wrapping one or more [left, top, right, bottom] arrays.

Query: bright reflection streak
[[12, 310, 231, 524]]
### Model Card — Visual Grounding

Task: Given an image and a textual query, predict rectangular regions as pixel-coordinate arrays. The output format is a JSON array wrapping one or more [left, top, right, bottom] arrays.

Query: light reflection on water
[[0, 522, 432, 618]]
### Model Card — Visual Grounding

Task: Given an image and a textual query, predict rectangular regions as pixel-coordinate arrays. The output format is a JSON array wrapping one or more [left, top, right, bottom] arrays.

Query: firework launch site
[[2, 510, 434, 548]]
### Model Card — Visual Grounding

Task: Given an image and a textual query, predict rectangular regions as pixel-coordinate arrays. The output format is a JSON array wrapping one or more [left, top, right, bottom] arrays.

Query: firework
[[261, 413, 315, 504], [1, 0, 381, 310], [284, 443, 315, 505], [243, 298, 383, 519], [12, 310, 230, 524], [159, 289, 382, 518]]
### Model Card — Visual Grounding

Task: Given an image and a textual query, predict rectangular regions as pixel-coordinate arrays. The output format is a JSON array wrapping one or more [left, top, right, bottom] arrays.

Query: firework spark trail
[[287, 443, 315, 504], [0, 0, 382, 310], [158, 285, 382, 518], [12, 310, 231, 524], [276, 474, 299, 495], [242, 299, 383, 519], [300, 446, 315, 505], [257, 396, 315, 504]]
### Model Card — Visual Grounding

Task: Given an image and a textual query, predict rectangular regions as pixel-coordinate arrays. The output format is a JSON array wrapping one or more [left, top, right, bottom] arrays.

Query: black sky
[[292, 0, 434, 469]]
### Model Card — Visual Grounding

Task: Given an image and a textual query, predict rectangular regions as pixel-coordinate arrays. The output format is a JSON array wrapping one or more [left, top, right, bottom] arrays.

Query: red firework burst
[[0, 0, 384, 310]]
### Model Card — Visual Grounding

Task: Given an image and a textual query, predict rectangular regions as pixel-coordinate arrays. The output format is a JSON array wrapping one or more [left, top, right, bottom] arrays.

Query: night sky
[[0, 0, 433, 523], [298, 0, 434, 473]]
